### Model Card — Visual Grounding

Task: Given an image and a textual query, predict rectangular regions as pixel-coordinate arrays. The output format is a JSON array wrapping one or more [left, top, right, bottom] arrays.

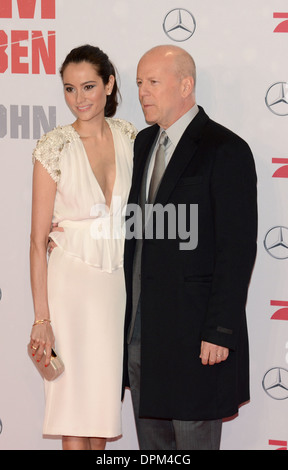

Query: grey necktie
[[148, 131, 168, 203]]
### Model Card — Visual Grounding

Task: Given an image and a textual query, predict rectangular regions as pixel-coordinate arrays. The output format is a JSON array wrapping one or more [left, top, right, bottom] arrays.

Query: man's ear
[[182, 76, 194, 98]]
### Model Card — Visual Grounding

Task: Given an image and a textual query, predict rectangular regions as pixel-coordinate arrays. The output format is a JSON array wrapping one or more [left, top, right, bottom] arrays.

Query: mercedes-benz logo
[[265, 82, 288, 116], [264, 226, 288, 259], [163, 9, 196, 42], [262, 367, 288, 400]]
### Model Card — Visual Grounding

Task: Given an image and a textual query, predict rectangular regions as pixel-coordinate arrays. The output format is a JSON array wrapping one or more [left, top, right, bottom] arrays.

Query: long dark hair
[[60, 44, 120, 117]]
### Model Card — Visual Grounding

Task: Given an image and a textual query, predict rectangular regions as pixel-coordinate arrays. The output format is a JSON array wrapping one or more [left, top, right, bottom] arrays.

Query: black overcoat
[[123, 107, 257, 420]]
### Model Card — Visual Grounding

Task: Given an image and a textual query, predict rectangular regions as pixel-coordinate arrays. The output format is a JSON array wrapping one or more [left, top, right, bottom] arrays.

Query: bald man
[[122, 46, 257, 450]]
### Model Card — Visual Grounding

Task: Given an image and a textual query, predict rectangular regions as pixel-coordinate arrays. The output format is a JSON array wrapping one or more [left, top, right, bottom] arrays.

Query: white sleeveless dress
[[32, 118, 136, 438]]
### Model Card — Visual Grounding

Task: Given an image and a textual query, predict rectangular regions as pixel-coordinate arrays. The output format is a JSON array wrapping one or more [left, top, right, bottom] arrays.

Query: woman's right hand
[[30, 321, 55, 366]]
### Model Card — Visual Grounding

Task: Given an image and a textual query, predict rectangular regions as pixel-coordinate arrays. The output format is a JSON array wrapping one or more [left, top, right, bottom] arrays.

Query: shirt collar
[[163, 104, 199, 148]]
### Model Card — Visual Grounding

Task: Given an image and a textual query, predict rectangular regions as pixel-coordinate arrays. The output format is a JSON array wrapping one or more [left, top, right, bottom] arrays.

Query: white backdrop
[[1, 0, 288, 450]]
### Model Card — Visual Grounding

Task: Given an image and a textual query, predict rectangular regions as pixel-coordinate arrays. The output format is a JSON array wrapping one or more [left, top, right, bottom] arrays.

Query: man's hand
[[47, 222, 63, 254], [200, 341, 229, 365]]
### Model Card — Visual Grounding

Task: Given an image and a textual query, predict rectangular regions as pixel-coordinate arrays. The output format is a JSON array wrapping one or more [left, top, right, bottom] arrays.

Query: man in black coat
[[123, 45, 257, 450]]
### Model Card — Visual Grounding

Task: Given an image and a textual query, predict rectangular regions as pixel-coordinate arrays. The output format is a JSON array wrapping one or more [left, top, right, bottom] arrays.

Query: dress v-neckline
[[70, 121, 117, 210]]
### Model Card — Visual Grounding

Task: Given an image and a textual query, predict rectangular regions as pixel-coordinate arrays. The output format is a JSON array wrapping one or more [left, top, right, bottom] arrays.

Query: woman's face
[[62, 61, 114, 122]]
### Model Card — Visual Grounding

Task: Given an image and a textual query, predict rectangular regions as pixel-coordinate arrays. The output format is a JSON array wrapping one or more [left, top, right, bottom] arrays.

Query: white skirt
[[43, 247, 125, 438]]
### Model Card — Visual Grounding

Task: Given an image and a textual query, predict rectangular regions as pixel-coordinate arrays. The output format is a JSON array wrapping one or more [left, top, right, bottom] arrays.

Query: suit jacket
[[123, 106, 257, 420]]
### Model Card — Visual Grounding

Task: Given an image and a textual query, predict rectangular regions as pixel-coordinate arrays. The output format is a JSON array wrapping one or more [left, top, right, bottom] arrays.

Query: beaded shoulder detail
[[32, 120, 137, 183], [32, 126, 78, 183], [106, 118, 137, 142]]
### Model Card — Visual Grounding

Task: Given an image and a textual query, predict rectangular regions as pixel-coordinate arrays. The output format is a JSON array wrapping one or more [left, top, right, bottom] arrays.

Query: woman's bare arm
[[30, 161, 56, 365]]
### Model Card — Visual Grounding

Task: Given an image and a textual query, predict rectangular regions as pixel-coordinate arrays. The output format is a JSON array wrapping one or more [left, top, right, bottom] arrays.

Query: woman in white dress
[[29, 45, 136, 450]]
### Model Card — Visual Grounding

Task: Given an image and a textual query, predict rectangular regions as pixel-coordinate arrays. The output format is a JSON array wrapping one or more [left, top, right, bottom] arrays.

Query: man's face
[[136, 52, 186, 129]]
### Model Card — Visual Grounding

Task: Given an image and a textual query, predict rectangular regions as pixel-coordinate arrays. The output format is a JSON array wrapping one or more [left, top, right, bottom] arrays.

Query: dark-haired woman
[[29, 45, 136, 450]]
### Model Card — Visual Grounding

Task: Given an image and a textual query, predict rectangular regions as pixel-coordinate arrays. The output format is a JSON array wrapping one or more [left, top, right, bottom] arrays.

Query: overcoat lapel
[[130, 126, 159, 204], [154, 132, 198, 206], [131, 107, 210, 207], [155, 107, 209, 206]]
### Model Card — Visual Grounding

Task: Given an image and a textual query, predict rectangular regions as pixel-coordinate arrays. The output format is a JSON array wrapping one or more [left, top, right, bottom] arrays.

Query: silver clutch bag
[[27, 344, 64, 381]]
